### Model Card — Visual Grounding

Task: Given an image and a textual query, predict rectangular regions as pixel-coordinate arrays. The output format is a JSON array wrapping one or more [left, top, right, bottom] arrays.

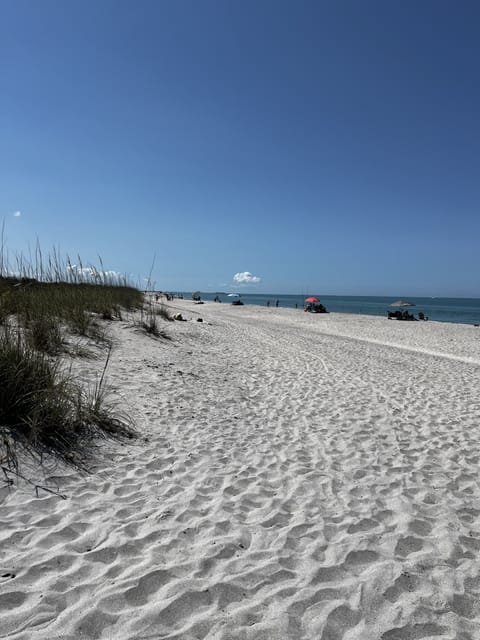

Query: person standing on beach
[[275, 299, 279, 307], [266, 300, 270, 307]]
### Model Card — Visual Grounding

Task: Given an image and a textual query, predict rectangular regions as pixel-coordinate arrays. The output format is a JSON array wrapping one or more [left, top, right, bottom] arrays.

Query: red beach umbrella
[[305, 297, 320, 303]]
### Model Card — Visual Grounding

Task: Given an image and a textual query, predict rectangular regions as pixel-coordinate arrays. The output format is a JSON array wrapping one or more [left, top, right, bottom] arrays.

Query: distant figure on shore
[[266, 300, 270, 307], [275, 300, 279, 308], [387, 310, 417, 321]]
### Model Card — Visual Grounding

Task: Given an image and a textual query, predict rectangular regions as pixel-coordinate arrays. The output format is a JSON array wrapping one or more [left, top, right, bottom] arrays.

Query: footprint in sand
[[383, 571, 419, 602], [347, 518, 379, 533], [394, 536, 424, 557], [381, 622, 448, 639]]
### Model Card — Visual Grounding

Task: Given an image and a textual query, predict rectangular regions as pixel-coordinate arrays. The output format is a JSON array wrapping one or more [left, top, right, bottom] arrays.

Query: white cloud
[[13, 211, 21, 217], [67, 265, 123, 280], [67, 265, 96, 277], [233, 271, 261, 285]]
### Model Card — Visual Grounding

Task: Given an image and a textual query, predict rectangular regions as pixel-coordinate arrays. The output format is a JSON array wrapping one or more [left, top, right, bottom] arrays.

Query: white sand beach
[[1, 302, 480, 640]]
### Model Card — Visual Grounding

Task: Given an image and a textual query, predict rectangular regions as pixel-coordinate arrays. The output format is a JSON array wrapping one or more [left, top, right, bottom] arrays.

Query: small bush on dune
[[137, 296, 172, 339], [26, 315, 64, 355], [142, 315, 159, 335], [156, 304, 173, 321], [101, 304, 122, 321], [0, 327, 135, 470], [69, 307, 92, 335], [138, 315, 170, 339]]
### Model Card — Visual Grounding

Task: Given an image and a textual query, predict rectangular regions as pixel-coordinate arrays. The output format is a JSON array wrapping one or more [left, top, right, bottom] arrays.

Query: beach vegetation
[[155, 304, 173, 321], [26, 315, 64, 355], [0, 326, 135, 471], [137, 311, 171, 339], [0, 245, 140, 472]]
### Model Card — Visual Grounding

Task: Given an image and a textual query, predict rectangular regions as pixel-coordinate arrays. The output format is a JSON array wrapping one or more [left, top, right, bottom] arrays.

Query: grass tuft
[[0, 244, 141, 472], [0, 326, 135, 470], [26, 315, 64, 355], [156, 304, 173, 321], [138, 315, 171, 340]]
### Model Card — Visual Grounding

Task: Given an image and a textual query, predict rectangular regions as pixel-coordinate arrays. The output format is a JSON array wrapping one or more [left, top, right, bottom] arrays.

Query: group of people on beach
[[154, 292, 183, 302], [387, 310, 428, 321], [266, 300, 279, 307], [304, 302, 328, 313]]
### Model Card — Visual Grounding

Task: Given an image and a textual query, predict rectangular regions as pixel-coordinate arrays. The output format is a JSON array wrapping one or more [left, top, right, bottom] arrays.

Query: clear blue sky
[[1, 0, 479, 296]]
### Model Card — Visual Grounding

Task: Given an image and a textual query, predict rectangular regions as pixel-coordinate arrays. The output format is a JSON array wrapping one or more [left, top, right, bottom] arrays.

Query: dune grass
[[134, 290, 173, 339], [0, 326, 135, 470], [137, 313, 171, 339], [0, 247, 141, 471], [156, 303, 173, 321], [0, 278, 142, 334]]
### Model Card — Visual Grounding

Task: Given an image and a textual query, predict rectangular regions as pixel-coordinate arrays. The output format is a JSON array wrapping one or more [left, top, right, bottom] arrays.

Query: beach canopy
[[305, 297, 320, 303], [390, 300, 415, 307]]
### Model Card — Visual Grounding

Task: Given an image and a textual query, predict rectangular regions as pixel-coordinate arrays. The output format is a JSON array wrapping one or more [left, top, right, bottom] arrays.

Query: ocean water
[[182, 293, 480, 325]]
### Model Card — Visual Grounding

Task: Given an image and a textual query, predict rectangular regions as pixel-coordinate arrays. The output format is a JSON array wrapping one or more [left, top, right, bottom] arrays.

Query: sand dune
[[1, 302, 480, 639]]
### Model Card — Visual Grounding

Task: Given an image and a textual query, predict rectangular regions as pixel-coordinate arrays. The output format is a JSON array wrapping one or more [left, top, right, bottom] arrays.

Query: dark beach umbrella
[[390, 300, 415, 307]]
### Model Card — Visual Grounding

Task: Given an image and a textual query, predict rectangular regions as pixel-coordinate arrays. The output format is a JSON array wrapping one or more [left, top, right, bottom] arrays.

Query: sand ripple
[[1, 305, 480, 638]]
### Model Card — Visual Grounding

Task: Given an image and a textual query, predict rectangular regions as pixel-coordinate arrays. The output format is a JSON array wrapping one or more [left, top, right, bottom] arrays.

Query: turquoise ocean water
[[182, 293, 480, 325]]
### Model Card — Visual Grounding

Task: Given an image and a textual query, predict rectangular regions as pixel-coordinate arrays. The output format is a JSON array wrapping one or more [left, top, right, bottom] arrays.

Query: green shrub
[[0, 326, 135, 469], [26, 316, 63, 355], [0, 247, 141, 471], [156, 304, 173, 321]]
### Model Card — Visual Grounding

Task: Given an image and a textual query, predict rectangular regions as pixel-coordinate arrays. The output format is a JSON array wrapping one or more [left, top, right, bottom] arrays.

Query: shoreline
[[165, 293, 480, 326], [167, 299, 480, 364], [1, 302, 480, 639]]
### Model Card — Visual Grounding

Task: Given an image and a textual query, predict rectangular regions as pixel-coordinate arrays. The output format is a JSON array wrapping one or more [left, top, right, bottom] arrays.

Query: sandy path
[[1, 303, 480, 639]]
